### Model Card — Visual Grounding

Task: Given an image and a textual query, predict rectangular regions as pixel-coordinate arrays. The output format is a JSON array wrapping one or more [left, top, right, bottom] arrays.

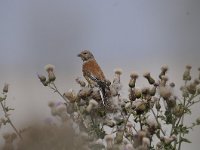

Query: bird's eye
[[83, 52, 87, 55]]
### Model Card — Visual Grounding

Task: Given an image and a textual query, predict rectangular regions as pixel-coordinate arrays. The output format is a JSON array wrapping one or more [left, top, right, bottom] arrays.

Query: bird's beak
[[77, 53, 82, 57]]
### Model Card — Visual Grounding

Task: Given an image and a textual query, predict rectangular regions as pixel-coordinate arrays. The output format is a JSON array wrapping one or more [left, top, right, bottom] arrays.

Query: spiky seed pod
[[129, 79, 136, 88], [149, 86, 156, 96], [48, 71, 56, 82], [3, 83, 9, 93], [143, 72, 155, 85], [38, 74, 46, 82]]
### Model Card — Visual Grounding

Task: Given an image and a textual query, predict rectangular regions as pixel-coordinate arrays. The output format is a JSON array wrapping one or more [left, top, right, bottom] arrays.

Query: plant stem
[[151, 108, 165, 136], [49, 82, 68, 103], [0, 101, 22, 140], [177, 81, 188, 150]]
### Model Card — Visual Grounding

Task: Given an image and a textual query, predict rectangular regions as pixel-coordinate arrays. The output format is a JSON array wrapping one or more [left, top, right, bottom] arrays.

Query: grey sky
[[0, 0, 200, 149]]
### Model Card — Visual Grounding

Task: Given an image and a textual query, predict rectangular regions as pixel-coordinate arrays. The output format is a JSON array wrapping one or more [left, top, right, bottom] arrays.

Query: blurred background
[[0, 0, 200, 149]]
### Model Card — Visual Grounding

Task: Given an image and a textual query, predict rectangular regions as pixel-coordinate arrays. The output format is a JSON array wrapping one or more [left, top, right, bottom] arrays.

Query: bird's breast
[[83, 59, 106, 81]]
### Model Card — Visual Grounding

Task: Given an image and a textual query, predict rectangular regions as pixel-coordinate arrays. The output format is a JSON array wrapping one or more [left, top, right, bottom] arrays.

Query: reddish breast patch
[[83, 59, 105, 81]]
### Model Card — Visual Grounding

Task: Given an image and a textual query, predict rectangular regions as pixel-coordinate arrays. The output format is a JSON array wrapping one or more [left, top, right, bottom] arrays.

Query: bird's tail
[[98, 81, 110, 105]]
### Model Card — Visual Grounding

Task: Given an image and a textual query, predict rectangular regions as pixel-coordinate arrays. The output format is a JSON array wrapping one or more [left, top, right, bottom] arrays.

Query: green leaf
[[181, 137, 192, 143]]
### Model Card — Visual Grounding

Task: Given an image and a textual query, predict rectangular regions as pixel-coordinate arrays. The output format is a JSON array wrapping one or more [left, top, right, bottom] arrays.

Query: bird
[[77, 50, 110, 105]]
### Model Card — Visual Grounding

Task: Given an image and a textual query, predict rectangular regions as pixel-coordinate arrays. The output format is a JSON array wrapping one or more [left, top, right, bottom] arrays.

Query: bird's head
[[77, 50, 94, 61]]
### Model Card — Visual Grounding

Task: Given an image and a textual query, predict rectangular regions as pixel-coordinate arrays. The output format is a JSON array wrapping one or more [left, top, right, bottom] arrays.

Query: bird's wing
[[83, 59, 106, 82]]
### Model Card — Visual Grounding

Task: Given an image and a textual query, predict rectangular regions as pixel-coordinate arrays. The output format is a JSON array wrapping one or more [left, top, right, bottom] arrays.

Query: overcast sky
[[0, 0, 200, 149]]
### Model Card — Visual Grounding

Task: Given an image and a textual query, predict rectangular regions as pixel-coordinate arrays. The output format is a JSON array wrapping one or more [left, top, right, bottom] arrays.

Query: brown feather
[[82, 59, 106, 82]]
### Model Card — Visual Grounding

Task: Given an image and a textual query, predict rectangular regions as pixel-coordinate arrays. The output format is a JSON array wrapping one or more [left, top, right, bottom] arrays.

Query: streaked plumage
[[77, 50, 110, 105]]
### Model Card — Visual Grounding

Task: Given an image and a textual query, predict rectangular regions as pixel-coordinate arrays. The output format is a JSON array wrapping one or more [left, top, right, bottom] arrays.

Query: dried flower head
[[76, 77, 86, 87], [63, 89, 77, 103], [173, 105, 184, 117], [161, 65, 168, 72], [77, 87, 92, 100], [44, 64, 55, 73], [186, 83, 197, 95], [183, 65, 192, 81], [130, 72, 139, 79], [159, 86, 172, 100], [114, 68, 123, 76]]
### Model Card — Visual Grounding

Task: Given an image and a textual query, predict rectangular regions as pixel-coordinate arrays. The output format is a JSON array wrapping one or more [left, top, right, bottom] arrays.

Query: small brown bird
[[77, 50, 110, 105]]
